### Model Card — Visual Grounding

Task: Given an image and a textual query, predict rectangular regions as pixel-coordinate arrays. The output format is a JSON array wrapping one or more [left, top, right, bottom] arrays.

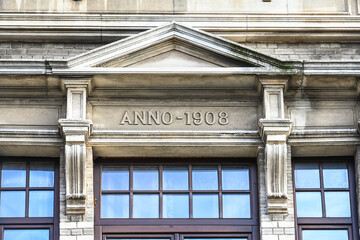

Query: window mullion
[[319, 163, 326, 218], [189, 164, 193, 219], [25, 161, 30, 218], [218, 164, 222, 219], [159, 164, 163, 219], [130, 165, 133, 219]]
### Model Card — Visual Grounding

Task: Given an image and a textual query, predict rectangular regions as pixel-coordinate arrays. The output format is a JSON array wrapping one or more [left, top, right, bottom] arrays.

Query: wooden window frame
[[0, 157, 59, 240], [293, 157, 359, 240], [94, 158, 259, 240]]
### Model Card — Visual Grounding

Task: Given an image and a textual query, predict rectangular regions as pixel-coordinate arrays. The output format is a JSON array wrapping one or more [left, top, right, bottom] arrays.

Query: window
[[94, 158, 259, 240], [0, 158, 58, 240], [293, 158, 358, 240]]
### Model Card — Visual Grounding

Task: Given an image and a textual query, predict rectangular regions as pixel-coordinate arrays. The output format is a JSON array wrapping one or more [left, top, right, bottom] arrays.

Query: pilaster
[[258, 77, 292, 214], [59, 77, 93, 215]]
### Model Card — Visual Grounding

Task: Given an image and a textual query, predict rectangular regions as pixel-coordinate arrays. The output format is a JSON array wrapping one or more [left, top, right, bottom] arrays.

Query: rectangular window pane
[[30, 162, 54, 188], [133, 167, 158, 190], [163, 194, 189, 218], [1, 162, 26, 187], [102, 194, 129, 218], [325, 191, 351, 217], [133, 194, 159, 218], [4, 229, 49, 240], [323, 162, 349, 188], [29, 191, 54, 217], [222, 166, 249, 190], [302, 230, 349, 240], [294, 163, 320, 188], [193, 194, 219, 218], [192, 166, 218, 190], [296, 191, 322, 217], [187, 238, 248, 240], [163, 166, 188, 190], [102, 166, 129, 190], [0, 191, 26, 217], [223, 194, 250, 218]]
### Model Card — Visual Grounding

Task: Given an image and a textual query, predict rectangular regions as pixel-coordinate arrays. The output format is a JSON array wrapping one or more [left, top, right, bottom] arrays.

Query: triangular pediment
[[64, 22, 292, 71]]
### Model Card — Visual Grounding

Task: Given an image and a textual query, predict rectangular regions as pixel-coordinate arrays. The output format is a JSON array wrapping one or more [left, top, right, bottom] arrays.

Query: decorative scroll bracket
[[258, 77, 292, 214], [59, 77, 93, 215]]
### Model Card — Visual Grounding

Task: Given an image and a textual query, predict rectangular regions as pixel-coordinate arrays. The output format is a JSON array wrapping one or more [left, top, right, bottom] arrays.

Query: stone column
[[258, 77, 292, 214], [59, 77, 93, 215]]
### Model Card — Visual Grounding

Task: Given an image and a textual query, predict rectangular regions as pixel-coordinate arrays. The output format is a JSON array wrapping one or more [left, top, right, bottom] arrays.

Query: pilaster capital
[[60, 76, 92, 95], [259, 118, 292, 143], [58, 119, 93, 144], [258, 76, 289, 93]]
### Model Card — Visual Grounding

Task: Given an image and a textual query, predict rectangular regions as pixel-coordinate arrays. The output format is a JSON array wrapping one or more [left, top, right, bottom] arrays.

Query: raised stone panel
[[288, 0, 348, 12], [91, 104, 258, 131], [0, 105, 60, 127], [289, 106, 356, 129]]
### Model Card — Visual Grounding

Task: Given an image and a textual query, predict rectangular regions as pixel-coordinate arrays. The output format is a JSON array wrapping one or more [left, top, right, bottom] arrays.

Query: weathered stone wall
[[258, 146, 295, 240], [59, 147, 94, 240], [0, 0, 353, 14], [0, 42, 359, 61]]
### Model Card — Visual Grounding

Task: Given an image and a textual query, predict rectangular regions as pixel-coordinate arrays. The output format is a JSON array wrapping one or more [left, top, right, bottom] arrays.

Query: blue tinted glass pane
[[193, 194, 219, 218], [325, 191, 351, 217], [133, 194, 159, 218], [163, 194, 189, 218], [112, 239, 168, 240], [29, 191, 54, 217], [133, 167, 158, 190], [163, 167, 188, 190], [30, 162, 54, 188], [1, 162, 26, 187], [101, 194, 129, 218], [192, 167, 218, 190], [323, 162, 348, 188], [102, 166, 129, 190], [222, 166, 249, 190], [223, 194, 250, 218], [296, 191, 322, 217], [294, 163, 320, 188], [302, 230, 348, 240], [0, 191, 25, 217], [4, 229, 49, 240]]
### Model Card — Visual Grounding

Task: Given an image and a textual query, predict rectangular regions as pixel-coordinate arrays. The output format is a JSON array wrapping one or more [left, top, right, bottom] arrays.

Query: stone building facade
[[0, 1, 359, 240]]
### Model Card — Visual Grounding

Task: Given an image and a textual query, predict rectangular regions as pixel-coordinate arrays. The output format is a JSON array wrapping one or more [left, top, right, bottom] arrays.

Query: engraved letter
[[134, 111, 147, 125], [120, 111, 133, 125], [161, 111, 173, 125], [148, 111, 160, 125]]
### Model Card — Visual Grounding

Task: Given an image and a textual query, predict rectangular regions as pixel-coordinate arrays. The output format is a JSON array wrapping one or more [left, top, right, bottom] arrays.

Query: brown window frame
[[293, 157, 359, 240], [94, 158, 259, 240], [0, 157, 59, 240]]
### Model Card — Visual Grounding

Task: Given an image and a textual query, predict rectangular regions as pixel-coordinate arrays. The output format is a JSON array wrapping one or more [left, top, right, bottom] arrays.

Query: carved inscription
[[120, 110, 229, 126]]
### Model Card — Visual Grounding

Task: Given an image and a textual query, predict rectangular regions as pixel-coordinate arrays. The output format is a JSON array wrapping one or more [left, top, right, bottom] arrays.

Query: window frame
[[0, 157, 59, 240], [293, 157, 359, 240], [94, 158, 259, 240]]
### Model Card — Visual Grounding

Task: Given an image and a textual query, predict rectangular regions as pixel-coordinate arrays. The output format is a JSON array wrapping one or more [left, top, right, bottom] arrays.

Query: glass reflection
[[1, 162, 26, 187], [30, 162, 54, 188], [0, 191, 25, 217], [296, 191, 322, 217], [325, 191, 351, 217], [133, 167, 158, 190], [302, 230, 348, 240], [163, 194, 189, 218], [102, 166, 129, 190], [294, 163, 320, 188], [193, 194, 219, 218], [133, 194, 159, 218], [29, 191, 54, 217], [223, 194, 250, 218], [323, 162, 349, 188], [163, 166, 188, 190], [102, 194, 129, 218], [192, 166, 218, 190], [222, 166, 249, 190], [4, 229, 49, 240]]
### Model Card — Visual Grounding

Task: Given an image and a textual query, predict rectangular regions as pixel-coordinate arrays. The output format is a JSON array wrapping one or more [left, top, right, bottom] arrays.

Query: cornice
[[0, 14, 360, 43]]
